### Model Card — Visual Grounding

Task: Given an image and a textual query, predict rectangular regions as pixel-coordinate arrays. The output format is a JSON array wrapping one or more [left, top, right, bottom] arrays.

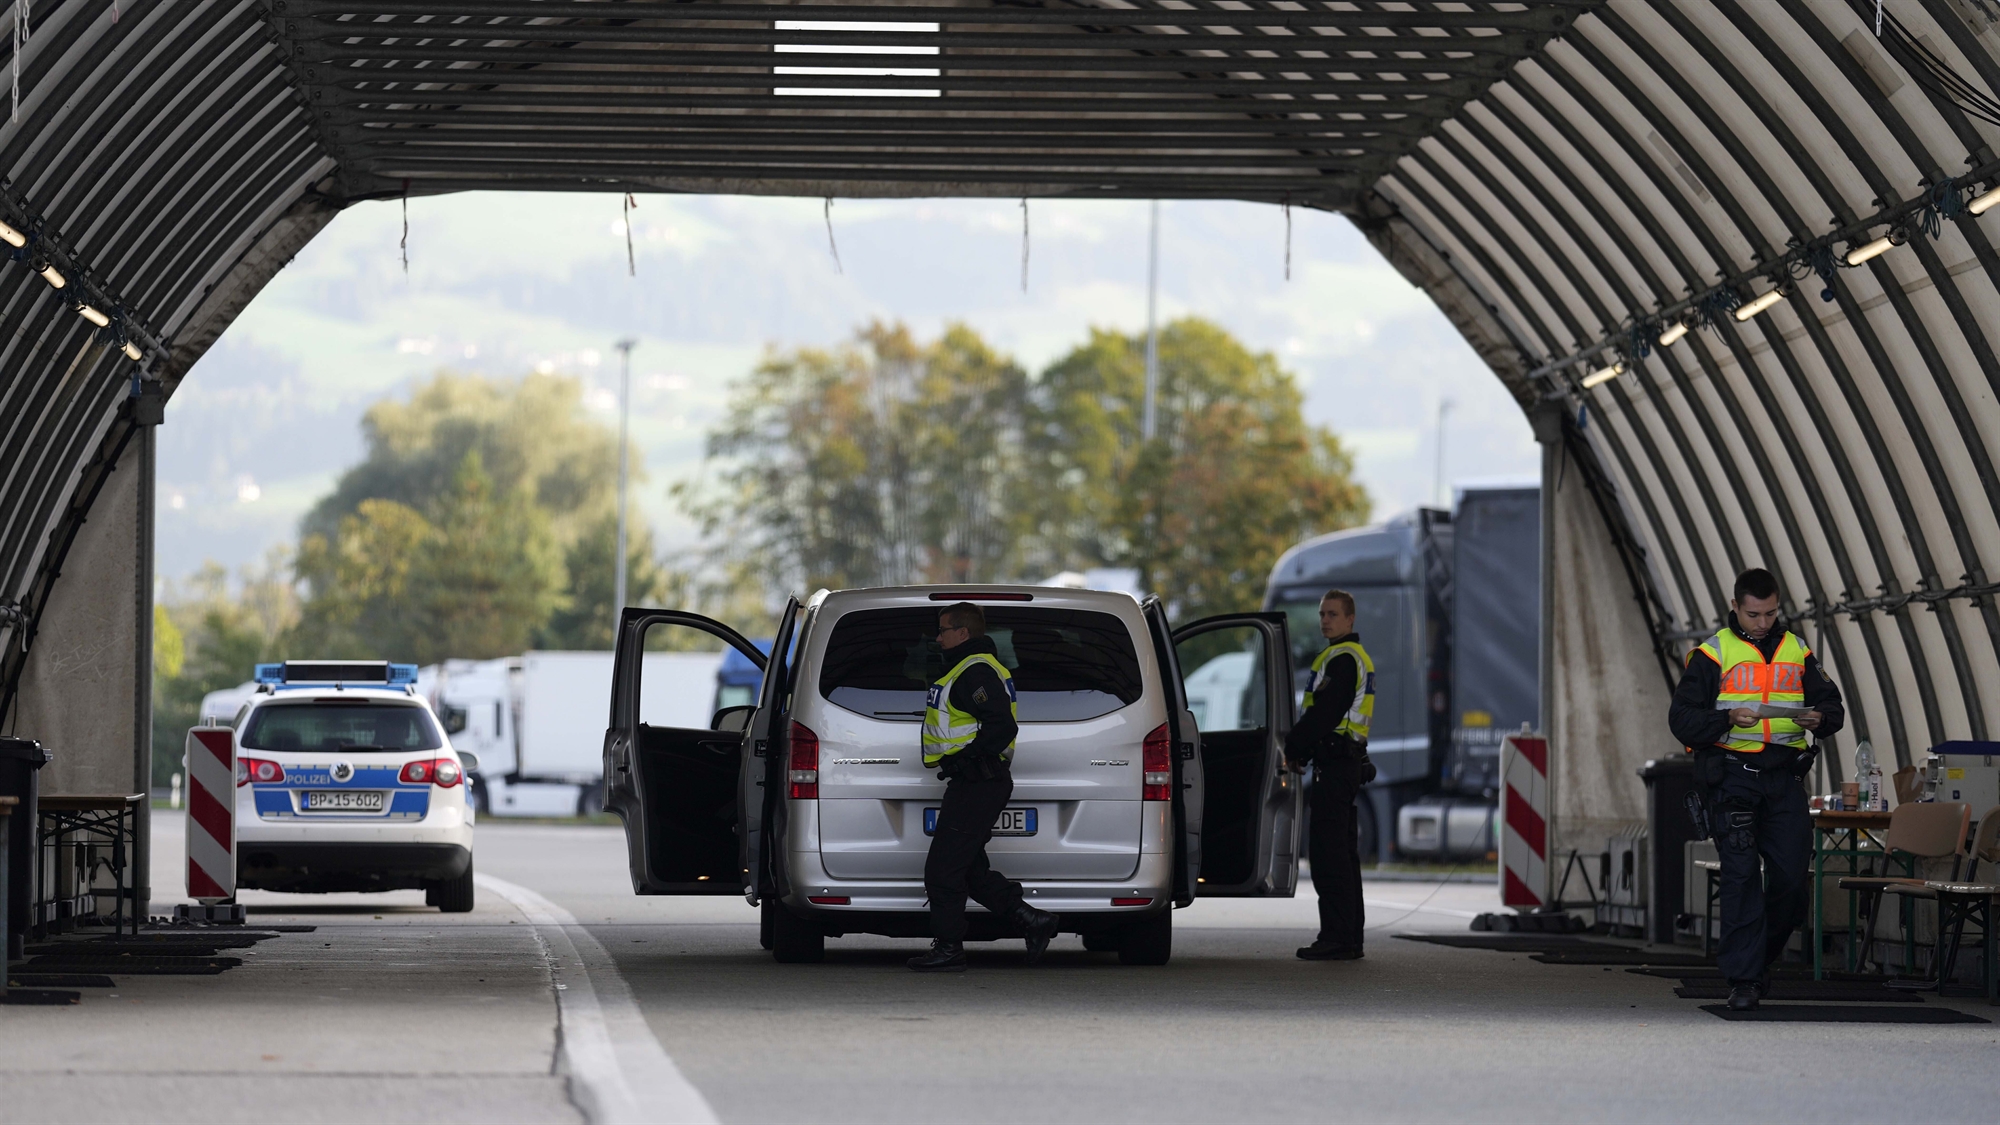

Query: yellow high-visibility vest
[[921, 653, 1017, 767], [1696, 628, 1811, 753], [1303, 639, 1374, 743]]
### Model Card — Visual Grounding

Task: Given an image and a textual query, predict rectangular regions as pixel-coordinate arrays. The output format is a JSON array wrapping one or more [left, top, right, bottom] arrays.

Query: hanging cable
[[1878, 7, 2000, 127], [823, 197, 842, 275], [1019, 197, 1029, 293], [12, 0, 27, 125], [623, 192, 637, 278], [399, 179, 410, 276], [1283, 195, 1292, 281]]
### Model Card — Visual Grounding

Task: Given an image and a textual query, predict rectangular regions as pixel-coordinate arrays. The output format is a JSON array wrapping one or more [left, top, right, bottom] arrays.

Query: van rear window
[[240, 702, 443, 752], [819, 607, 1143, 722]]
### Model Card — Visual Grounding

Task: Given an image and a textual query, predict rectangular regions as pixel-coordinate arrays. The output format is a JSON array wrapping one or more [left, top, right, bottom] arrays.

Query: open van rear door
[[605, 605, 780, 895], [1172, 612, 1299, 897]]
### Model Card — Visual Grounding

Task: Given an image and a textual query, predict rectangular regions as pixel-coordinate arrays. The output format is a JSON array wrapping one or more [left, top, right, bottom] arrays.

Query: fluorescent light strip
[[0, 218, 23, 248], [1845, 236, 1893, 265], [1580, 361, 1625, 389], [122, 341, 143, 361], [76, 304, 110, 327], [1658, 322, 1689, 346], [1734, 290, 1783, 321], [1971, 185, 2000, 216], [38, 262, 66, 289]]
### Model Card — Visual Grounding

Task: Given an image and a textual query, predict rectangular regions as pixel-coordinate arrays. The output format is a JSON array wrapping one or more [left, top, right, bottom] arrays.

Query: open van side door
[[739, 597, 802, 905], [1142, 597, 1203, 906], [605, 605, 772, 895], [1172, 612, 1299, 897]]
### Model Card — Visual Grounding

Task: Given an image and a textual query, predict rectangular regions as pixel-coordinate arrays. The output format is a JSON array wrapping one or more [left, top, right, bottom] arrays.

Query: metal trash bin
[[1638, 755, 1699, 945], [0, 737, 51, 960]]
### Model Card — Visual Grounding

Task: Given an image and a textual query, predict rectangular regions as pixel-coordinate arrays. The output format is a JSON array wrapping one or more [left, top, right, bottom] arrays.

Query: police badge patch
[[972, 686, 988, 704]]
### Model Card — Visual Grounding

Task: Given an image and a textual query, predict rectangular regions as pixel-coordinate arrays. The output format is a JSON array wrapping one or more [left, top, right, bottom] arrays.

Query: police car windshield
[[819, 607, 1142, 722], [240, 701, 444, 753]]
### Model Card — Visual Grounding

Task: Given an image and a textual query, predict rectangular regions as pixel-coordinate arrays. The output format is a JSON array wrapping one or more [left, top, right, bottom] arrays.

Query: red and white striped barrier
[[1499, 732, 1548, 909], [184, 727, 236, 903]]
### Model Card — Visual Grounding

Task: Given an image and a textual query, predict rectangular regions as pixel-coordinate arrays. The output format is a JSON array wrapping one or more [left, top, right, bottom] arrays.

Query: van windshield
[[819, 607, 1143, 722], [240, 701, 444, 752]]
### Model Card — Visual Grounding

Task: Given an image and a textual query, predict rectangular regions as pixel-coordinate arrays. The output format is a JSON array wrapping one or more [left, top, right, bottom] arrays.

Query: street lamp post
[[1141, 200, 1160, 441], [613, 338, 637, 622]]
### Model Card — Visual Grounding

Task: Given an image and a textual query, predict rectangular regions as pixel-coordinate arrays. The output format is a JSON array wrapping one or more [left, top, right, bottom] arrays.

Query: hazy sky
[[158, 192, 1537, 582]]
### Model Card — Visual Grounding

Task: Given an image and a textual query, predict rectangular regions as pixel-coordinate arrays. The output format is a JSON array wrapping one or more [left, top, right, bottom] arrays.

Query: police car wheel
[[433, 860, 476, 913], [1116, 910, 1172, 966], [769, 901, 825, 963]]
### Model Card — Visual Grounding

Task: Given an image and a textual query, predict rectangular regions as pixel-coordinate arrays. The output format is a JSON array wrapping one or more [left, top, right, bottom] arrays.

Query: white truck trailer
[[430, 650, 724, 817]]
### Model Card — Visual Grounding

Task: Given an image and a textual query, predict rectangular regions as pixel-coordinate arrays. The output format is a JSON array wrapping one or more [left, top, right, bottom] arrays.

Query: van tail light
[[788, 721, 820, 799], [1142, 723, 1173, 801], [399, 758, 464, 787], [238, 758, 284, 786]]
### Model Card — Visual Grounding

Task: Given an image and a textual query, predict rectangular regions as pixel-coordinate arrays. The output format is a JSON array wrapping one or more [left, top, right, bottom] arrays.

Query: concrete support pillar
[[12, 427, 154, 911]]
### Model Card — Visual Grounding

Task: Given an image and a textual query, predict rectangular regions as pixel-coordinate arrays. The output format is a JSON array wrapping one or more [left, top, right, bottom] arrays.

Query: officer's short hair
[[1320, 589, 1355, 616], [1733, 568, 1780, 603], [939, 602, 987, 637]]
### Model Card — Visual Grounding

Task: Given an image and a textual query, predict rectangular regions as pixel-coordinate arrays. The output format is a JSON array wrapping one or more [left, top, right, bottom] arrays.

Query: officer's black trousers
[[924, 776, 1026, 942], [1712, 758, 1811, 984], [1308, 781, 1365, 949]]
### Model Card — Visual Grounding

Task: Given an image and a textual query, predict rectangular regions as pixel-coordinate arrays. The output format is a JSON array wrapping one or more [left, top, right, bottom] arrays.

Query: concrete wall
[[12, 429, 153, 903], [1542, 442, 1679, 877]]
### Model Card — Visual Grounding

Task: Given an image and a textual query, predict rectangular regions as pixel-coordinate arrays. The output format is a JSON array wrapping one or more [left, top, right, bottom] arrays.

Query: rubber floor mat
[[3, 988, 81, 1005], [1700, 1003, 1988, 1023], [1532, 949, 1714, 966], [1675, 980, 1925, 1002], [1396, 934, 1618, 952], [25, 937, 263, 954], [7, 973, 117, 988], [1628, 965, 1886, 981], [16, 957, 238, 975]]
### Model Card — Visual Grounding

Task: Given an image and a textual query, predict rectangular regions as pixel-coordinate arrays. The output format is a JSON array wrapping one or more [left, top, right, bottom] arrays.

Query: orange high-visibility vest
[[1694, 628, 1812, 753]]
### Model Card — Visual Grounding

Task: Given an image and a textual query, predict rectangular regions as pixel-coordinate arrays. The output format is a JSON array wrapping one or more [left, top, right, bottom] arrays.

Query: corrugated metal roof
[[4, 0, 1999, 785]]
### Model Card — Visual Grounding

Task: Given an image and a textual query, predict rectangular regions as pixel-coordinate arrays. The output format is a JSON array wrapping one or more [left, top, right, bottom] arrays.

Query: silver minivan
[[603, 585, 1301, 965]]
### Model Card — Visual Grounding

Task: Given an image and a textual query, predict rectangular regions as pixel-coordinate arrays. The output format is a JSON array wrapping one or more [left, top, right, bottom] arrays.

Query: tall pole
[[613, 338, 636, 621], [1141, 200, 1160, 441], [1433, 397, 1454, 507]]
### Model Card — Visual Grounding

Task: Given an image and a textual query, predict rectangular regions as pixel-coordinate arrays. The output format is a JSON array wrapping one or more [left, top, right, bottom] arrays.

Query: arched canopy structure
[[5, 0, 2000, 862]]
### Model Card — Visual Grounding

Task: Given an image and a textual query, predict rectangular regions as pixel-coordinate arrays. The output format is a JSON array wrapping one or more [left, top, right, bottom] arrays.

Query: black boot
[[908, 940, 967, 973], [1012, 904, 1060, 965], [1726, 983, 1760, 1011], [1296, 940, 1363, 961]]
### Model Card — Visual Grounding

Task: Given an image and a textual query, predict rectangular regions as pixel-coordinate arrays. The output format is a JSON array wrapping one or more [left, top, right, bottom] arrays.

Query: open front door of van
[[739, 597, 801, 905], [1172, 612, 1300, 897], [605, 606, 773, 895]]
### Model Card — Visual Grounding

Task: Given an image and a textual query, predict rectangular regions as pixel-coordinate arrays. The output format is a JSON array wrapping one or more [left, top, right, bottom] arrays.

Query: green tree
[[151, 554, 299, 784], [292, 452, 566, 663], [1030, 318, 1369, 616], [302, 371, 628, 550], [538, 512, 672, 650]]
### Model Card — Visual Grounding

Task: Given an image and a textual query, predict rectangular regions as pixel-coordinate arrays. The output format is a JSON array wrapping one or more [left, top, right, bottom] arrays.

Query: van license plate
[[304, 790, 384, 811], [923, 807, 1036, 836]]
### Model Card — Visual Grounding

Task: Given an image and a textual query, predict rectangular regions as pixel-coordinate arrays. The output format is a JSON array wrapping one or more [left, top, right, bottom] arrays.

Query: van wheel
[[1081, 932, 1119, 953], [1117, 910, 1172, 965], [769, 901, 825, 963], [431, 860, 476, 913], [759, 897, 776, 950]]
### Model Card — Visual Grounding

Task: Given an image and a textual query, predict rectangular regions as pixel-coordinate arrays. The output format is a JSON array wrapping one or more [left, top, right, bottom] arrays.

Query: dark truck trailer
[[1263, 484, 1539, 862]]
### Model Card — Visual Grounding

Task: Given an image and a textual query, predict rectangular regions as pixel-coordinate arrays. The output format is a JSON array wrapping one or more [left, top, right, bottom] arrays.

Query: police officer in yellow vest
[[1285, 589, 1377, 961], [1669, 568, 1844, 1010], [908, 601, 1061, 972]]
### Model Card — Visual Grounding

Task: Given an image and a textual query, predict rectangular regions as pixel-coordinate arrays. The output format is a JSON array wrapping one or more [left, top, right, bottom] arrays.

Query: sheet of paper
[[1715, 701, 1811, 718]]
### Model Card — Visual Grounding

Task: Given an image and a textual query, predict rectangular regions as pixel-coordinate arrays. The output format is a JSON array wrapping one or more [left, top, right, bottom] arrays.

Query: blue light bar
[[252, 661, 420, 686]]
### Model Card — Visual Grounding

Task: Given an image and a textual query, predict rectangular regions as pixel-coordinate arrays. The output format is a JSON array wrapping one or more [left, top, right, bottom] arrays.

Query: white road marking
[[479, 874, 720, 1125]]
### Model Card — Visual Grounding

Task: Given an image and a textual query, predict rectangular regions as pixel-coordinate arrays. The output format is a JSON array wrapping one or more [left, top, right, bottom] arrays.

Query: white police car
[[231, 661, 478, 911]]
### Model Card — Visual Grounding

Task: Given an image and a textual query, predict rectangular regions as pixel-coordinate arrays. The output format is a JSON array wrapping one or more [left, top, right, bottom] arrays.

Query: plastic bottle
[[1855, 741, 1876, 811]]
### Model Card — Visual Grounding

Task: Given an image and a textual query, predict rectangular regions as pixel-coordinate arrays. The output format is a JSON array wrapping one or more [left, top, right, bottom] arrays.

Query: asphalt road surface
[[5, 816, 1994, 1123]]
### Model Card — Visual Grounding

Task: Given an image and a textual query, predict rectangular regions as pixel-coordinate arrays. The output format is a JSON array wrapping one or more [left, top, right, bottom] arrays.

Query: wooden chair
[[1837, 801, 1970, 974], [1921, 807, 2000, 1002]]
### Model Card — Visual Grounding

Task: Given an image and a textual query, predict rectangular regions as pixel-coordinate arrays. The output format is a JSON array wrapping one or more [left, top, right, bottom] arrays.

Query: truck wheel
[[1117, 909, 1172, 965], [769, 901, 824, 963], [432, 860, 476, 913], [759, 897, 776, 950]]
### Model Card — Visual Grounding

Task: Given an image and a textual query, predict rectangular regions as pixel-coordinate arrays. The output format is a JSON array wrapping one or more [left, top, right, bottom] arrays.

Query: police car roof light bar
[[254, 660, 420, 686]]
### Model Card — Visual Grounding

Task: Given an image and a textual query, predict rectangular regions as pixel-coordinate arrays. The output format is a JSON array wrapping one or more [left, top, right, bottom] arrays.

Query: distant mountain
[[158, 193, 1535, 581]]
